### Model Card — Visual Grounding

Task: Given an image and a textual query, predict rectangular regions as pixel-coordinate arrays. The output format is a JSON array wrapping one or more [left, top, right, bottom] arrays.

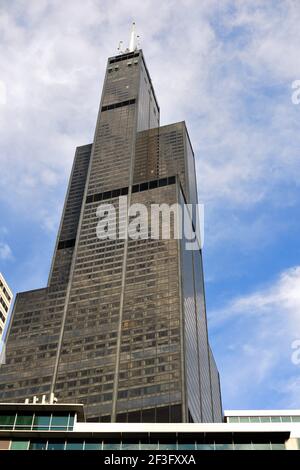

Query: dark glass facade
[[0, 49, 222, 422]]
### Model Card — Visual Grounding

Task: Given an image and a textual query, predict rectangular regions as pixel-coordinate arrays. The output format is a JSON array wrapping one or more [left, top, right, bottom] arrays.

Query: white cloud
[[210, 266, 300, 407], [0, 81, 7, 105], [0, 0, 299, 229], [210, 265, 300, 331], [275, 376, 300, 408], [0, 242, 13, 261]]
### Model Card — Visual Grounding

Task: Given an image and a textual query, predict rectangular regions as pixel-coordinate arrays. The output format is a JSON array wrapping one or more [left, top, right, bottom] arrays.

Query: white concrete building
[[0, 273, 12, 340]]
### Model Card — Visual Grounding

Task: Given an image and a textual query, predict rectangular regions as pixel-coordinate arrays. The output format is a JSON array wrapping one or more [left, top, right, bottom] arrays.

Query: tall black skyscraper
[[0, 30, 222, 423]]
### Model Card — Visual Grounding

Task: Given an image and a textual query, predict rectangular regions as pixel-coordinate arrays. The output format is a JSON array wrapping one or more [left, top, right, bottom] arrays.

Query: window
[[103, 440, 121, 450], [233, 443, 253, 450], [33, 414, 51, 430], [260, 417, 271, 423], [30, 441, 47, 450], [158, 443, 177, 450], [122, 440, 140, 450], [47, 441, 65, 451], [10, 440, 29, 450], [215, 443, 233, 450], [51, 415, 69, 430], [3, 289, 11, 302], [177, 443, 196, 450], [249, 417, 260, 423], [0, 414, 15, 429], [0, 440, 11, 450], [15, 413, 33, 430], [141, 443, 159, 450], [270, 416, 281, 423], [0, 298, 8, 312], [84, 442, 102, 450], [196, 443, 215, 450], [65, 441, 84, 450], [239, 417, 250, 423], [252, 443, 272, 450], [271, 443, 285, 450]]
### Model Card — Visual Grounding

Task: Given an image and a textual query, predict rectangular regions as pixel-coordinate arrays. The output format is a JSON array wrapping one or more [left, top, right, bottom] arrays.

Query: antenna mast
[[117, 22, 140, 55], [129, 22, 137, 52]]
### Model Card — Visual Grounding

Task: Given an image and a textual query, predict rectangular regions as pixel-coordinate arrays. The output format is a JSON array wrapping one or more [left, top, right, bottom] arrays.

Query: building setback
[[0, 43, 222, 423]]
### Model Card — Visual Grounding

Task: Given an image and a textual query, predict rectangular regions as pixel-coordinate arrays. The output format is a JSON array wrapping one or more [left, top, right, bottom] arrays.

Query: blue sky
[[1, 0, 300, 410]]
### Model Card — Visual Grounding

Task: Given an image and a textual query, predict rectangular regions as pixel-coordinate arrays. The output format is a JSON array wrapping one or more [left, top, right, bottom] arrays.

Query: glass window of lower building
[[47, 441, 66, 451], [10, 440, 29, 450], [33, 414, 51, 430], [0, 414, 15, 430], [228, 415, 300, 424], [0, 436, 289, 451], [0, 412, 75, 431]]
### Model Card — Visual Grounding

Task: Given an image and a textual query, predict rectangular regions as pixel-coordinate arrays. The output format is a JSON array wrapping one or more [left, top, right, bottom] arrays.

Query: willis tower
[[0, 24, 222, 423]]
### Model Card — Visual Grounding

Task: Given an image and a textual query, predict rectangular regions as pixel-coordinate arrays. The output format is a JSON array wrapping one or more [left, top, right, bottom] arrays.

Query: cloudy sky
[[1, 0, 300, 410]]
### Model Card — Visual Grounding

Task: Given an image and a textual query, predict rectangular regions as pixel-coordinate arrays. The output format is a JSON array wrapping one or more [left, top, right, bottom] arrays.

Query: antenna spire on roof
[[117, 22, 140, 55], [128, 22, 138, 52]]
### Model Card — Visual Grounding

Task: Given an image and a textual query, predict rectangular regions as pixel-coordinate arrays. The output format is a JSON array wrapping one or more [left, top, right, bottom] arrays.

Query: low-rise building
[[0, 402, 300, 450], [0, 273, 12, 341]]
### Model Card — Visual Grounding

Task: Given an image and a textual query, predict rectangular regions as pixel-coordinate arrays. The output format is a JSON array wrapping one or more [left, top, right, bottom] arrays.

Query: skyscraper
[[0, 29, 222, 423], [0, 273, 12, 340]]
